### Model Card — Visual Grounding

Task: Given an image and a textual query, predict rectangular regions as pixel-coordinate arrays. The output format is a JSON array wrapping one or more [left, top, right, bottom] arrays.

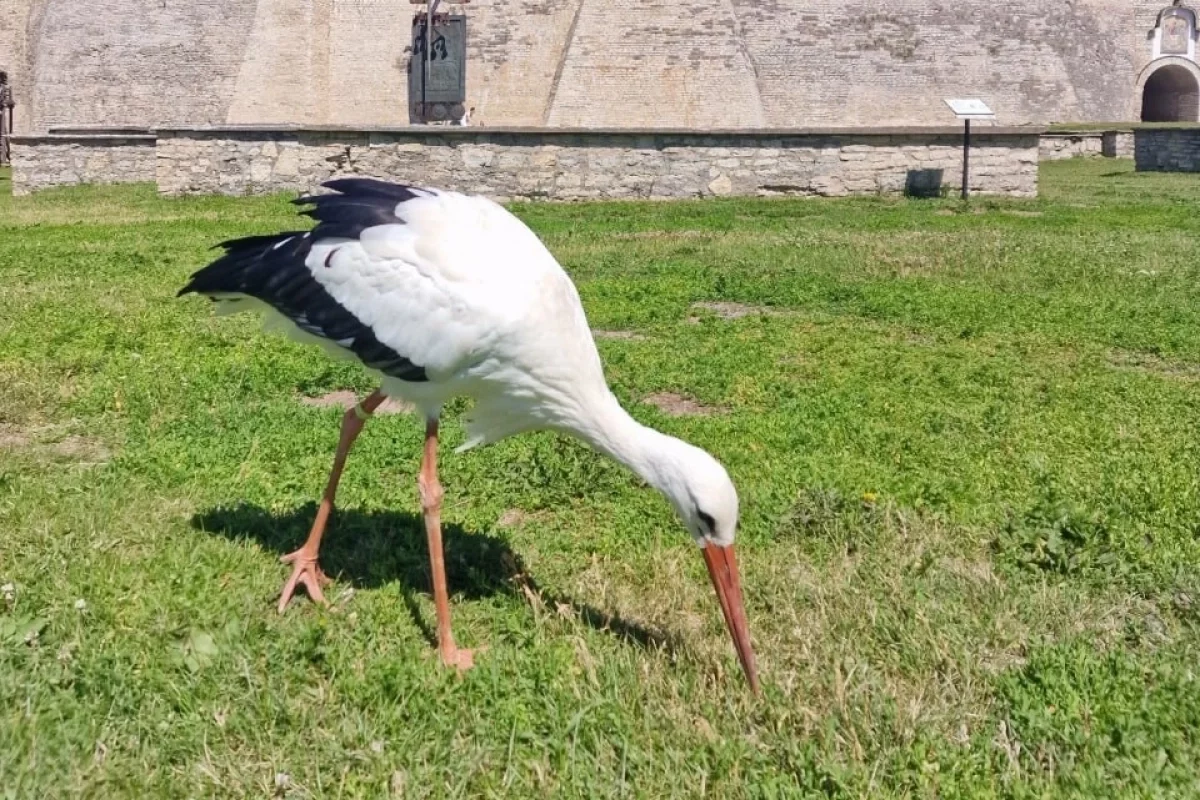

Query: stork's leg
[[278, 389, 386, 613], [419, 417, 474, 670]]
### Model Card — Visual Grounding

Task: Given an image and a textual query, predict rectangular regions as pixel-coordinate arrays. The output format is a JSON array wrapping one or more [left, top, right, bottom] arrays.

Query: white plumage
[[179, 178, 758, 691]]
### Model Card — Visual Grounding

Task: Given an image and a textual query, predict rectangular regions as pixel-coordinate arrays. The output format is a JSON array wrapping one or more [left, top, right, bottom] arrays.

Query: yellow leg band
[[353, 402, 373, 421]]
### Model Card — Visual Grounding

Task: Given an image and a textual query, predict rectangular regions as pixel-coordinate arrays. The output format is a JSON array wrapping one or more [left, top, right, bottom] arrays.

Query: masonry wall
[[0, 0, 40, 133], [24, 0, 256, 133], [1039, 130, 1135, 160], [1103, 130, 1136, 158], [9, 134, 156, 195], [1135, 127, 1200, 172], [1040, 133, 1105, 160], [153, 127, 1039, 200], [2, 0, 1177, 133]]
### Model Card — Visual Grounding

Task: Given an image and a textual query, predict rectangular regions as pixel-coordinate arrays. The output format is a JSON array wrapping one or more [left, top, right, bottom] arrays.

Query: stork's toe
[[439, 646, 478, 672], [277, 552, 331, 613]]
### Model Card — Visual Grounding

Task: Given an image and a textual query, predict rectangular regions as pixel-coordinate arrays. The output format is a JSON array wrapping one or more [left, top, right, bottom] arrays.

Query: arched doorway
[[1141, 64, 1200, 121]]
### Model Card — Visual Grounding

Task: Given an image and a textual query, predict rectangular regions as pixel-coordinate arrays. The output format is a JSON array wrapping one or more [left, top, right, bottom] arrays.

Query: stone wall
[[23, 0, 256, 133], [1103, 130, 1136, 158], [0, 0, 39, 133], [1039, 130, 1135, 160], [10, 134, 156, 195], [1040, 132, 1105, 160], [155, 127, 1040, 200], [1134, 127, 1200, 172], [1, 0, 1174, 132]]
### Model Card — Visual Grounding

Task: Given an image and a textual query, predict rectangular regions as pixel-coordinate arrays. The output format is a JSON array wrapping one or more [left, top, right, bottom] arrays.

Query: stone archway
[[1138, 60, 1200, 122]]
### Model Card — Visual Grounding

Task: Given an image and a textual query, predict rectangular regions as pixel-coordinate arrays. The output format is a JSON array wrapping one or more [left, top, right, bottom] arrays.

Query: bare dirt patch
[[691, 301, 775, 320], [592, 329, 648, 341], [496, 508, 546, 528], [0, 425, 33, 450], [871, 250, 942, 277], [496, 509, 530, 527], [299, 391, 412, 414], [0, 423, 111, 464], [641, 392, 726, 417], [609, 229, 709, 241], [1106, 350, 1200, 382], [939, 556, 1000, 586], [50, 435, 111, 462]]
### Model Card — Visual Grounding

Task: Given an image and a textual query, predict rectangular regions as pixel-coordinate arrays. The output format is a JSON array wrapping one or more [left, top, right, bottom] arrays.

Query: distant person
[[0, 71, 13, 165]]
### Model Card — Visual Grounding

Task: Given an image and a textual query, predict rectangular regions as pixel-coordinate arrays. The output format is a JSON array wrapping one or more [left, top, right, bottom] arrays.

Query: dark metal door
[[409, 14, 467, 123]]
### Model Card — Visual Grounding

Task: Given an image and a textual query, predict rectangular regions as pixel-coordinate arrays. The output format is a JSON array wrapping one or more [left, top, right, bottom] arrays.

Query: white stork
[[178, 178, 758, 691]]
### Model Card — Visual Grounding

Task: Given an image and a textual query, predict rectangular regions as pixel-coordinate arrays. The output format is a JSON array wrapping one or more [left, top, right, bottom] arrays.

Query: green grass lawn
[[2, 160, 1199, 798]]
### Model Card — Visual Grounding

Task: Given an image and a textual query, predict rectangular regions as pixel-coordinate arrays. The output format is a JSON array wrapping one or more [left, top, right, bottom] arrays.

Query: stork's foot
[[439, 646, 478, 672], [277, 550, 331, 613]]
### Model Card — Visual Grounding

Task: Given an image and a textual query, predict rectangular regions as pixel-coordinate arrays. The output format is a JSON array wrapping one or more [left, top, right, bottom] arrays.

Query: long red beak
[[701, 542, 760, 693]]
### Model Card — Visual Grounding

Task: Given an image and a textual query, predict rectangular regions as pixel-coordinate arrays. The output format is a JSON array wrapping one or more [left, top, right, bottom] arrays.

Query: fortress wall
[[225, 0, 413, 126], [464, 1, 584, 126], [327, 0, 410, 126], [3, 0, 1184, 132], [27, 0, 257, 131], [225, 0, 325, 125], [732, 0, 1140, 127], [543, 0, 765, 128], [215, 0, 586, 127], [0, 0, 40, 132]]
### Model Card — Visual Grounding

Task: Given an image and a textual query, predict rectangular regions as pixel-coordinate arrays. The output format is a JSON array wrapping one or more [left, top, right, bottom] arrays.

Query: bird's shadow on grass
[[191, 502, 677, 653]]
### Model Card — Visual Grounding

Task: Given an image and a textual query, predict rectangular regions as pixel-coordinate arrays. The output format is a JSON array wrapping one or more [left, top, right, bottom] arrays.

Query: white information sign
[[943, 98, 996, 121]]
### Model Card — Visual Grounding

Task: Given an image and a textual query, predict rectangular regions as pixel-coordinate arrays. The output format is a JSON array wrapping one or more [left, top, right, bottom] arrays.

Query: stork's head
[[661, 438, 739, 547], [576, 405, 759, 692], [647, 435, 758, 693]]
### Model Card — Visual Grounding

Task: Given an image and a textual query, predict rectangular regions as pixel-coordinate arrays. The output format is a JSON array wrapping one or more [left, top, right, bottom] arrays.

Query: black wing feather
[[315, 178, 426, 202], [178, 179, 435, 383], [298, 198, 401, 241]]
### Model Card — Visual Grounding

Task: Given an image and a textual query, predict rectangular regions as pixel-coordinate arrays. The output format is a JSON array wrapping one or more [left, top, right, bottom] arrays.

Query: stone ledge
[[11, 134, 157, 144], [156, 124, 1046, 138], [1131, 124, 1200, 132], [1040, 131, 1129, 138], [48, 125, 156, 136]]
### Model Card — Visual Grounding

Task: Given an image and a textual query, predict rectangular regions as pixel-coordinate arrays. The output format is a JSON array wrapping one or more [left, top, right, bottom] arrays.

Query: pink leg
[[419, 418, 474, 670], [278, 389, 386, 613]]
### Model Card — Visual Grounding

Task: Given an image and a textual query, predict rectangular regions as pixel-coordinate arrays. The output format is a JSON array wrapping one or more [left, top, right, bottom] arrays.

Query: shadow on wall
[[904, 168, 945, 199]]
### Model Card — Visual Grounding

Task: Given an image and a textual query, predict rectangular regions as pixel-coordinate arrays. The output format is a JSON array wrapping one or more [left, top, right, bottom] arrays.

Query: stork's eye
[[697, 509, 717, 536]]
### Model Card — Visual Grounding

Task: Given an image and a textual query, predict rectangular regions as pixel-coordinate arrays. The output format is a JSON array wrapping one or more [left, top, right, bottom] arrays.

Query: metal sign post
[[943, 98, 996, 201], [0, 72, 12, 166], [424, 0, 441, 120]]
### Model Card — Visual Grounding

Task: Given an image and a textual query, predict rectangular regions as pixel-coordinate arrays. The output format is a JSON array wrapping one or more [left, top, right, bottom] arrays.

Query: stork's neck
[[567, 392, 683, 499]]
